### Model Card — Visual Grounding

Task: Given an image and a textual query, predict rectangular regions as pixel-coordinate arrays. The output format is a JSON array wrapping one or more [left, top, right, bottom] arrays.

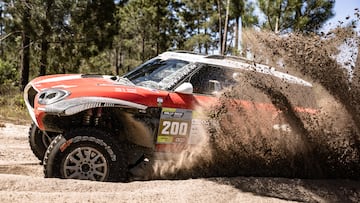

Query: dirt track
[[0, 122, 359, 203]]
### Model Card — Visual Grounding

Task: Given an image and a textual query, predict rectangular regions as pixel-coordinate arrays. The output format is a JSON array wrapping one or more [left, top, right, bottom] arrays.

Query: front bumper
[[23, 84, 39, 127]]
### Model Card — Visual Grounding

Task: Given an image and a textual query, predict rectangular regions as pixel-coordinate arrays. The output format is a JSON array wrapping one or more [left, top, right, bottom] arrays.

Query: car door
[[155, 64, 234, 152]]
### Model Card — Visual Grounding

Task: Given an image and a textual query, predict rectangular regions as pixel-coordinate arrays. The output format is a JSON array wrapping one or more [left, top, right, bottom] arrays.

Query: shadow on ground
[[211, 177, 360, 202]]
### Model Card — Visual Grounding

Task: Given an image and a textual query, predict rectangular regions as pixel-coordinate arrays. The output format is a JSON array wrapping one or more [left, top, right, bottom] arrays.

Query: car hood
[[29, 74, 132, 91], [27, 74, 170, 108]]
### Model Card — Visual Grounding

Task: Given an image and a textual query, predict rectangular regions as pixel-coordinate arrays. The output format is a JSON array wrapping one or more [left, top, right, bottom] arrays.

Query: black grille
[[27, 86, 38, 108]]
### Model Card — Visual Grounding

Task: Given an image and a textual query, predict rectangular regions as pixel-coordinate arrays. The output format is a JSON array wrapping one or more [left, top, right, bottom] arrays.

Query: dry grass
[[0, 86, 31, 126]]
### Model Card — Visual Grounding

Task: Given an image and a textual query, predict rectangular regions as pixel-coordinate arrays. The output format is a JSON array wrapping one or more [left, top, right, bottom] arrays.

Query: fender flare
[[44, 97, 147, 116]]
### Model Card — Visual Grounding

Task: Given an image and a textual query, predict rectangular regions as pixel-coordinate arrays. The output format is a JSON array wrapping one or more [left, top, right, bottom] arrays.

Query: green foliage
[[257, 0, 335, 33], [179, 0, 217, 53], [241, 1, 259, 27], [184, 33, 212, 51], [70, 0, 117, 56], [79, 52, 113, 75], [0, 0, 338, 86], [117, 0, 182, 63], [0, 59, 17, 85]]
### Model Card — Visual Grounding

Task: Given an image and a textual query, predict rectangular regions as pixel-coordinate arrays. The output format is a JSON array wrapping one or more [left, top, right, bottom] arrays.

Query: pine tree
[[21, 0, 31, 90], [258, 0, 335, 33], [230, 0, 258, 55], [179, 0, 214, 54], [3, 0, 34, 90]]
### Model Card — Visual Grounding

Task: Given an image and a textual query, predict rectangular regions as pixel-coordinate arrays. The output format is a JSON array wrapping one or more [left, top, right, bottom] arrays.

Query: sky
[[250, 0, 359, 32], [327, 0, 359, 79], [323, 0, 359, 30]]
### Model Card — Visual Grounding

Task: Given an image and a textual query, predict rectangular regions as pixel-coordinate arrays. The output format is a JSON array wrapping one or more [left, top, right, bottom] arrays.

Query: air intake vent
[[27, 86, 38, 108], [81, 74, 103, 78]]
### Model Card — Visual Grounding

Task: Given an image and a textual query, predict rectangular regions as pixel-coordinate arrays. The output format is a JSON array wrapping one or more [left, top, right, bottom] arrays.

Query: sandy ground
[[0, 122, 359, 203]]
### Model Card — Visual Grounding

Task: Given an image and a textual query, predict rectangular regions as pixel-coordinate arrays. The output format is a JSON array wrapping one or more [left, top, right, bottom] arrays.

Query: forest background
[[0, 0, 358, 103]]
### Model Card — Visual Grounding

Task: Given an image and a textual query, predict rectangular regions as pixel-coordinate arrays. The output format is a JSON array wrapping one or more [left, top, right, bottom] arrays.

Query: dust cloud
[[237, 23, 360, 179], [150, 20, 360, 180], [151, 107, 213, 179], [200, 22, 359, 179]]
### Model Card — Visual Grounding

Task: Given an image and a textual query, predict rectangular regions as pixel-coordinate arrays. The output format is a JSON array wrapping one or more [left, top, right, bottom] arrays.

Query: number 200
[[161, 121, 188, 136]]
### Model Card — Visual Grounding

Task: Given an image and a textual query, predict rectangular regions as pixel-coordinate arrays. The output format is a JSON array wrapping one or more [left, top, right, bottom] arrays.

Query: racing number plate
[[157, 108, 192, 144]]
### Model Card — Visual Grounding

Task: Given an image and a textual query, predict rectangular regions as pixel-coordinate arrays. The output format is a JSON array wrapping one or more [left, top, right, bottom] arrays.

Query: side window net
[[189, 65, 236, 95]]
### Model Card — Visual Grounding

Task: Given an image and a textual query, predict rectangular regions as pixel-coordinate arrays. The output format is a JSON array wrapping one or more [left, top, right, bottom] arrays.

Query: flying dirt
[[226, 26, 360, 179], [148, 26, 360, 180]]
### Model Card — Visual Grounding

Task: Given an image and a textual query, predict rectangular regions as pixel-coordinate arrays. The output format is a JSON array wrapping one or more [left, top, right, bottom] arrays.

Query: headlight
[[38, 89, 70, 105]]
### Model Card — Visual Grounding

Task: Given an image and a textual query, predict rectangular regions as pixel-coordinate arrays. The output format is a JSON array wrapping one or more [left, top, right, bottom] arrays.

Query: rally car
[[24, 51, 317, 181]]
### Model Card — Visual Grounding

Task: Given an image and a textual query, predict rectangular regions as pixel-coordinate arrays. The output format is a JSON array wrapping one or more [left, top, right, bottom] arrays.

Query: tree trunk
[[221, 0, 230, 55], [197, 3, 201, 53], [115, 47, 120, 75], [20, 31, 30, 91], [142, 31, 145, 62], [275, 1, 282, 33], [156, 0, 160, 56], [39, 40, 49, 76], [0, 5, 3, 58], [39, 0, 54, 76], [205, 26, 208, 55], [204, 7, 209, 55], [234, 17, 240, 55], [217, 0, 222, 55], [20, 3, 31, 91]]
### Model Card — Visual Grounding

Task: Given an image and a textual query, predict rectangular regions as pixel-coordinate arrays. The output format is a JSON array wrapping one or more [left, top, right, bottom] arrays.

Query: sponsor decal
[[156, 108, 209, 147], [156, 108, 192, 144], [115, 87, 137, 93], [156, 135, 173, 143], [37, 75, 81, 83], [188, 111, 208, 145], [60, 139, 73, 152], [273, 124, 292, 132], [114, 87, 137, 93], [157, 97, 163, 107], [173, 136, 187, 143], [51, 85, 77, 89]]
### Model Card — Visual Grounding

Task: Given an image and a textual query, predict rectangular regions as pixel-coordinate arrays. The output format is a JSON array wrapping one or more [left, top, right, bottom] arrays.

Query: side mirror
[[174, 82, 193, 94]]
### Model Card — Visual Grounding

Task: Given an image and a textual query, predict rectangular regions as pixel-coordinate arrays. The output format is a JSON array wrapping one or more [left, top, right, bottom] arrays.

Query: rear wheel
[[28, 122, 52, 161], [43, 128, 128, 182]]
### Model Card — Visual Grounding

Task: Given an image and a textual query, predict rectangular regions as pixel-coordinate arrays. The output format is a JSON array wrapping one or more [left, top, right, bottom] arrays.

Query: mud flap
[[128, 154, 154, 180]]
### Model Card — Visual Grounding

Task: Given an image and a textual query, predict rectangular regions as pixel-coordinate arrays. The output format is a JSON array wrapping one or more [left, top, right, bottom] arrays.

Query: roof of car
[[158, 51, 312, 87], [158, 51, 207, 62]]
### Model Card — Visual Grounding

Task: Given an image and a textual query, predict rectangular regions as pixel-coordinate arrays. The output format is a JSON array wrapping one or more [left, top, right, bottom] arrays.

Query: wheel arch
[[42, 105, 161, 149], [43, 128, 128, 181], [44, 96, 147, 116]]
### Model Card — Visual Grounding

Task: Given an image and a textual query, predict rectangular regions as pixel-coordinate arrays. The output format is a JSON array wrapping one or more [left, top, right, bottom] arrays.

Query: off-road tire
[[28, 122, 51, 161], [43, 128, 128, 182]]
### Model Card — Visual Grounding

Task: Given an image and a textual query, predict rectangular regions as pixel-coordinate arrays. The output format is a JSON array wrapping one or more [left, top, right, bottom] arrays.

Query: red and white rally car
[[24, 51, 317, 181]]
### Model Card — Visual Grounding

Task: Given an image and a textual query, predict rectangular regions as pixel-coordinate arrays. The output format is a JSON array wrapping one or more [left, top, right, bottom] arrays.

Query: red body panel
[[28, 74, 318, 153]]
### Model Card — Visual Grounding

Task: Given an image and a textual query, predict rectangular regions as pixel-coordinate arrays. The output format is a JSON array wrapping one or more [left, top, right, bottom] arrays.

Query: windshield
[[124, 58, 196, 90]]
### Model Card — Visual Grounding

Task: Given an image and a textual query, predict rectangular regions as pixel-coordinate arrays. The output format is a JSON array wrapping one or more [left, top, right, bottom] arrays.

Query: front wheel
[[28, 122, 53, 161], [43, 128, 128, 182]]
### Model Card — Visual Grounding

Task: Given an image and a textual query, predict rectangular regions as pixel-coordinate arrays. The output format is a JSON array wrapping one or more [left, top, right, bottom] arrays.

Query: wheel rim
[[63, 147, 108, 181]]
